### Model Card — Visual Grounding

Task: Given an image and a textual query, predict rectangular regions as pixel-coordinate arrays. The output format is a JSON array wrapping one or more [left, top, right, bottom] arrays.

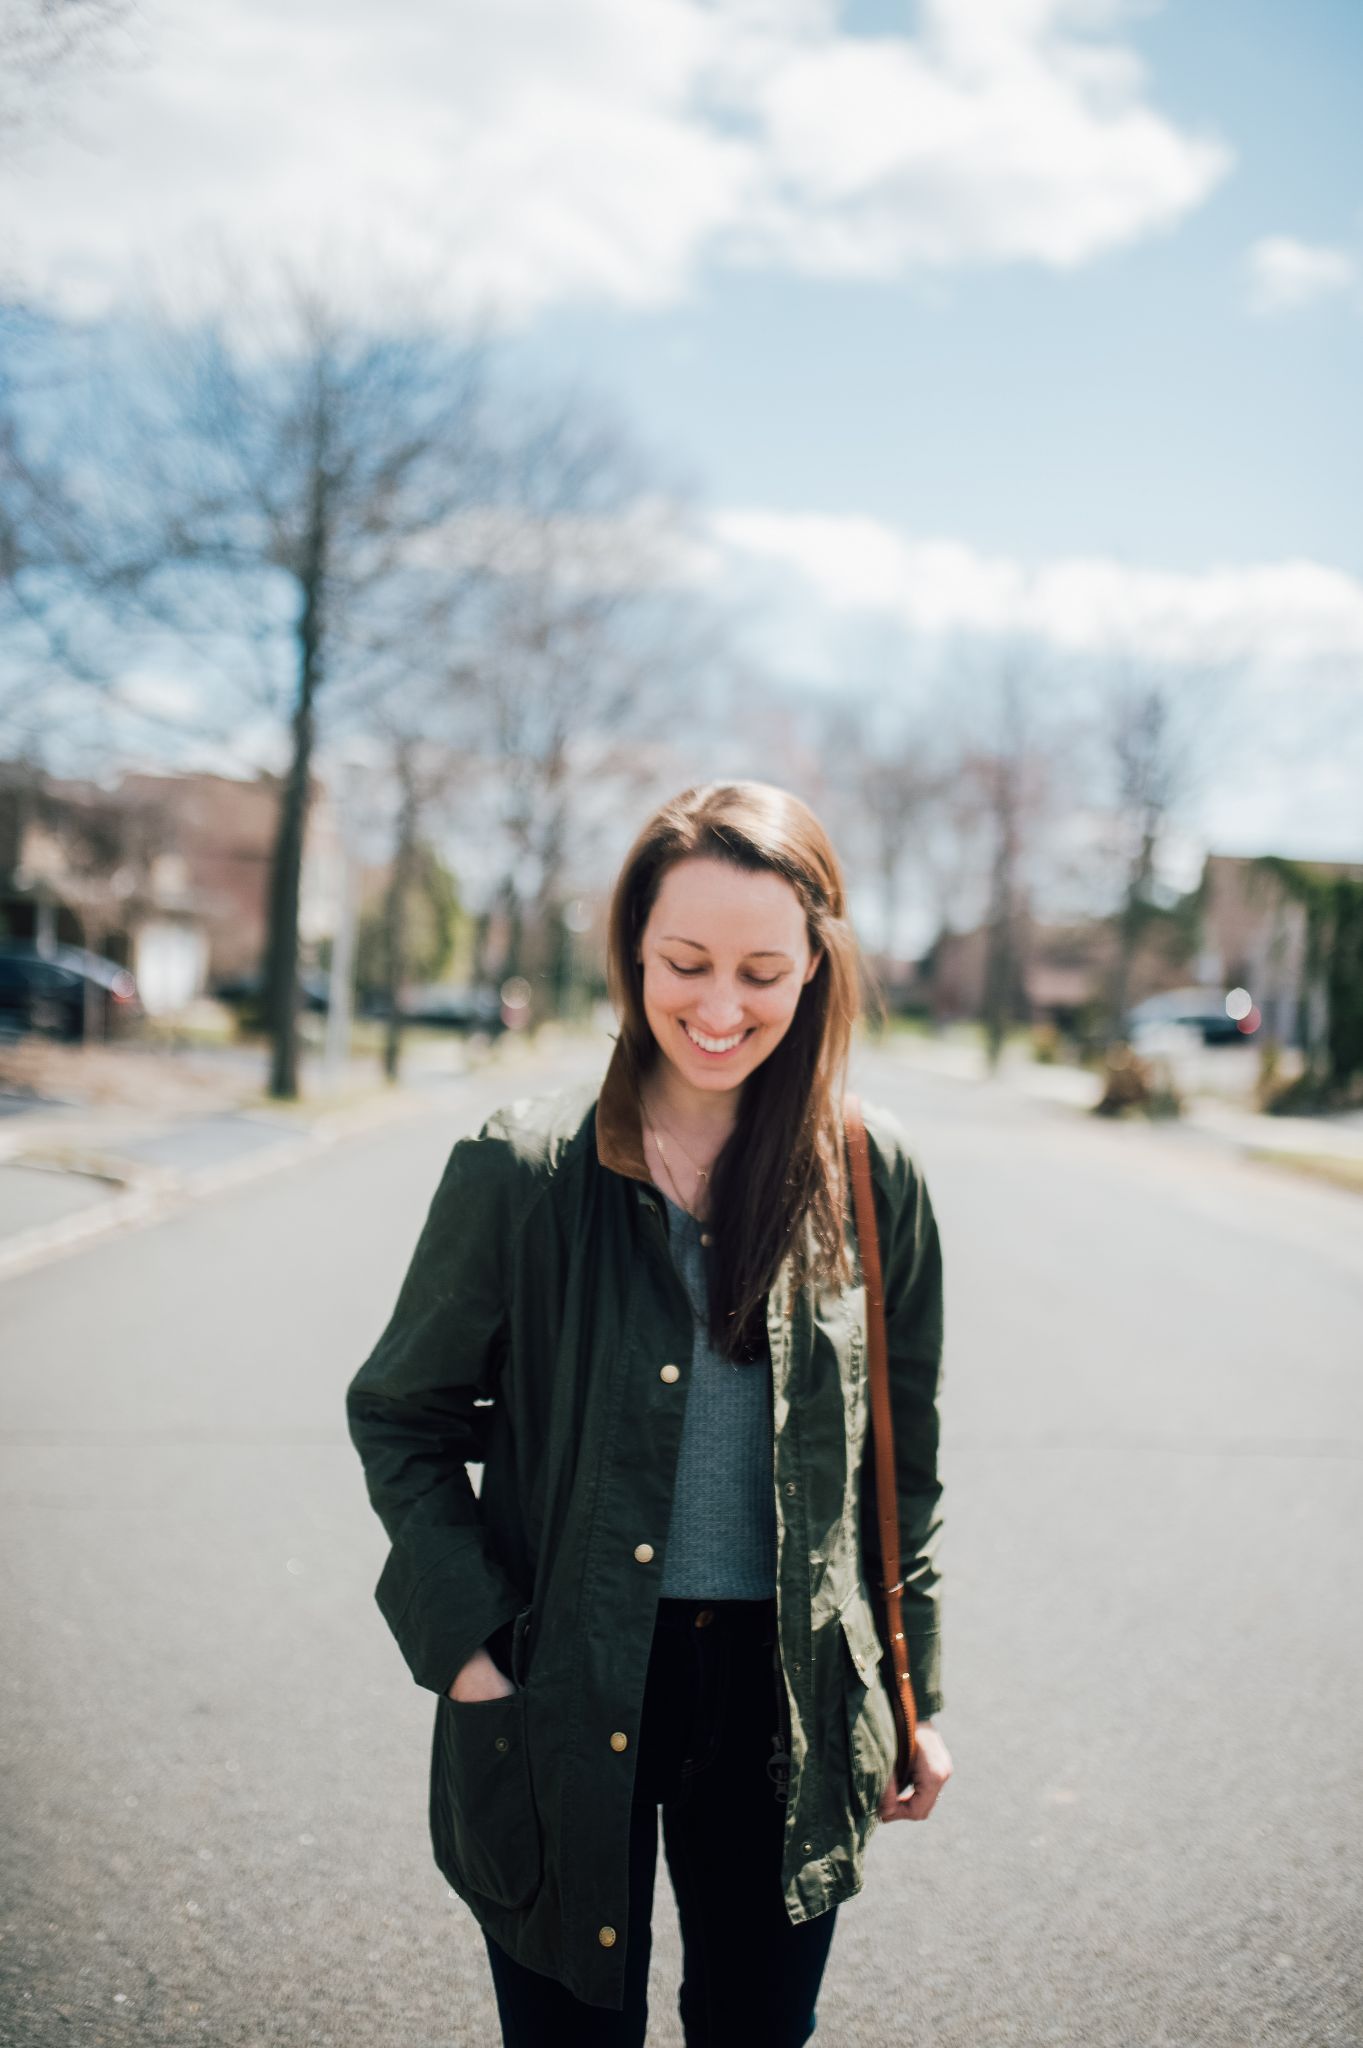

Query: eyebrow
[[660, 936, 794, 960]]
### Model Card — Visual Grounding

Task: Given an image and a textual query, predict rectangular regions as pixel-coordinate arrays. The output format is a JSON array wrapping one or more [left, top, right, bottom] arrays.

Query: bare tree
[[812, 694, 948, 1028], [366, 729, 469, 1082], [0, 0, 135, 148], [0, 316, 122, 753], [95, 273, 490, 1095], [1102, 663, 1184, 1036], [447, 396, 709, 1025], [1085, 645, 1233, 1040], [961, 644, 1055, 1066], [8, 262, 717, 1069]]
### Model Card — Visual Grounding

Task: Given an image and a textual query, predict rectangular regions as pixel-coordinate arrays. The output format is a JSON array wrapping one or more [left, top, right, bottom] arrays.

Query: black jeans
[[484, 1595, 839, 2047]]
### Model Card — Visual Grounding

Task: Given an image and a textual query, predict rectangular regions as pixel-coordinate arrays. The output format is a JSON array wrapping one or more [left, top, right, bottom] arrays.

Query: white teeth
[[684, 1022, 746, 1053]]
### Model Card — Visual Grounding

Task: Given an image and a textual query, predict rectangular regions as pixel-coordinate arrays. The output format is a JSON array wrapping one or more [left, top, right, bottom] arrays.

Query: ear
[[803, 949, 823, 986]]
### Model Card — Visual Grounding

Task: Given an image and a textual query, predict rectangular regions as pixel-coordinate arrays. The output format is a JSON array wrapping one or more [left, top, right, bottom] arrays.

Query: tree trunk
[[1326, 881, 1363, 1092], [265, 641, 320, 1098], [982, 911, 1014, 1068], [873, 849, 897, 1040], [982, 780, 1018, 1069], [265, 464, 327, 1100], [1109, 814, 1157, 1041], [382, 754, 420, 1083]]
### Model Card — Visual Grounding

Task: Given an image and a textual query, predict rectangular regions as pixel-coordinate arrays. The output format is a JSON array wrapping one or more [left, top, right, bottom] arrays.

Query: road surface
[[2, 1042, 1360, 2046]]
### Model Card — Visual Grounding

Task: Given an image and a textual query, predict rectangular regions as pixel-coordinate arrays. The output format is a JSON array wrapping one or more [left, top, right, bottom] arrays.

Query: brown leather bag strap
[[844, 1091, 919, 1782]]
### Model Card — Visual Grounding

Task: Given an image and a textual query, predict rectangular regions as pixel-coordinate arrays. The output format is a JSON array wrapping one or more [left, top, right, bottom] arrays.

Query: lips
[[680, 1020, 753, 1059]]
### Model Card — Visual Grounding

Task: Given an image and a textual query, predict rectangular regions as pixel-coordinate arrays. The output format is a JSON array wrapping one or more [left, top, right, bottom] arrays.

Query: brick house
[[0, 766, 342, 1015]]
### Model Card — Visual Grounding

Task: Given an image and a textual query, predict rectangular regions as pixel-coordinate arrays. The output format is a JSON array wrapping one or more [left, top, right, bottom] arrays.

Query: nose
[[693, 987, 747, 1034]]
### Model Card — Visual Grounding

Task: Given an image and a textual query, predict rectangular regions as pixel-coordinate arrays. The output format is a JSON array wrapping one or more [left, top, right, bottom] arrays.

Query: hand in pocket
[[447, 1644, 516, 1702]]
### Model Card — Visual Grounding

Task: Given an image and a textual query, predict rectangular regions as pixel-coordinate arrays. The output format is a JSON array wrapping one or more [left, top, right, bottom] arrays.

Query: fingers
[[448, 1644, 519, 1702], [895, 1780, 940, 1820], [880, 1782, 933, 1821], [447, 1669, 517, 1703], [878, 1773, 907, 1823], [877, 1749, 952, 1822]]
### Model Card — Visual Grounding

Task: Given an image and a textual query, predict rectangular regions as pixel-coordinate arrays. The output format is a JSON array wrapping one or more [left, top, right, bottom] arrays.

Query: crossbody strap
[[843, 1092, 919, 1783]]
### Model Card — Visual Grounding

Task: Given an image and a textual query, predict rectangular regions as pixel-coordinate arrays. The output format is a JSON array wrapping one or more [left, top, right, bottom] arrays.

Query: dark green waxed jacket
[[345, 1036, 945, 2013]]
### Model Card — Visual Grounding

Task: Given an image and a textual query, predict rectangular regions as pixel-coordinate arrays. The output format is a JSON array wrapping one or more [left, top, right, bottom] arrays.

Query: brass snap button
[[633, 1542, 655, 1563], [694, 1608, 715, 1628], [659, 1363, 680, 1384], [598, 1925, 617, 1947], [609, 1731, 628, 1752]]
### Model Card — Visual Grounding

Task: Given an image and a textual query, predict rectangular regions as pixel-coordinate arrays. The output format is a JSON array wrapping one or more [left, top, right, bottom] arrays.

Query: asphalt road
[[2, 1043, 1360, 2048]]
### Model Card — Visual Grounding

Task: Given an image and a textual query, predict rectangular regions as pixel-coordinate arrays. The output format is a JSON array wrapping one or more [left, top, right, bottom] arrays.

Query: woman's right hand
[[447, 1645, 516, 1702]]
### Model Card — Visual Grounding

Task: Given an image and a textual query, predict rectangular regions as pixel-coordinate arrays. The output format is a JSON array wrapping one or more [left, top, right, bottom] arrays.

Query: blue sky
[[504, 0, 1362, 569], [9, 0, 1363, 865]]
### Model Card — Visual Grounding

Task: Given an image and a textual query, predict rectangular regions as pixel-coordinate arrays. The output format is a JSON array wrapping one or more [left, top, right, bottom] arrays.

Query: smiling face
[[635, 854, 822, 1108]]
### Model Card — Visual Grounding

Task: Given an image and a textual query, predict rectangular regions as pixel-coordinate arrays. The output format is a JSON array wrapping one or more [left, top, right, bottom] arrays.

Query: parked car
[[212, 968, 332, 1014], [359, 982, 506, 1033], [1123, 987, 1257, 1047], [0, 944, 142, 1042], [214, 970, 505, 1035], [396, 983, 507, 1033]]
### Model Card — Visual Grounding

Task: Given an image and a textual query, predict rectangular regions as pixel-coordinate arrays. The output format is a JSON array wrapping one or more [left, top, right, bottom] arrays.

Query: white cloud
[[1245, 236, 1359, 316], [7, 0, 1231, 323], [728, 0, 1229, 278], [713, 507, 1363, 670], [410, 495, 719, 593], [112, 668, 204, 724]]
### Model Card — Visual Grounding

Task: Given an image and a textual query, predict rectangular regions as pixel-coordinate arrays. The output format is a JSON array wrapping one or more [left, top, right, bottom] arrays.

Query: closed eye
[[665, 961, 781, 987]]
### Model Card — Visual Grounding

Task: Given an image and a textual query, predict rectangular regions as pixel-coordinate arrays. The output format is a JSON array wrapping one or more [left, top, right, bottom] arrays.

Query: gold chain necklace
[[640, 1099, 725, 1229], [640, 1105, 736, 1363], [652, 1114, 709, 1183], [641, 1109, 705, 1214]]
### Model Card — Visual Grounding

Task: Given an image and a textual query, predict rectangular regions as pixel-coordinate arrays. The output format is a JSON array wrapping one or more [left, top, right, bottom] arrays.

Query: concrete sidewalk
[[0, 1085, 442, 1281], [0, 1028, 578, 1281], [882, 1031, 1363, 1169]]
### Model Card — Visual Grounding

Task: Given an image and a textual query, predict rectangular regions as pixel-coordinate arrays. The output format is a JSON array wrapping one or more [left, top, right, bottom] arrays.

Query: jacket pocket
[[838, 1597, 896, 1817], [430, 1685, 542, 1909]]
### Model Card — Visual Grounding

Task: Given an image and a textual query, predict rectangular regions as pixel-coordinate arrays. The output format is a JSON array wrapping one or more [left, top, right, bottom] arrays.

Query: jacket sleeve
[[863, 1117, 946, 1720], [345, 1125, 528, 1697]]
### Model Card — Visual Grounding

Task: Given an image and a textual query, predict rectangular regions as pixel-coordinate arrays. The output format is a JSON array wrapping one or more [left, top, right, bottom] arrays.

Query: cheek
[[751, 985, 802, 1029], [643, 970, 681, 1014]]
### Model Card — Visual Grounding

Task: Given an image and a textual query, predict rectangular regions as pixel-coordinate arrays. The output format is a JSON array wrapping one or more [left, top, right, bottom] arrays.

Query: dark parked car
[[1123, 987, 1258, 1047], [357, 982, 507, 1033], [397, 983, 506, 1033], [0, 944, 142, 1042], [212, 968, 332, 1014]]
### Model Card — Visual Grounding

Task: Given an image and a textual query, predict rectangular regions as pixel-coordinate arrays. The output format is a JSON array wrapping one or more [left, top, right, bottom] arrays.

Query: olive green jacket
[[345, 1037, 945, 2012]]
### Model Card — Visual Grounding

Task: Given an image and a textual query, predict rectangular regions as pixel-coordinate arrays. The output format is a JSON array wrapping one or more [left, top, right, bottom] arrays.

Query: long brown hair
[[605, 780, 868, 1362]]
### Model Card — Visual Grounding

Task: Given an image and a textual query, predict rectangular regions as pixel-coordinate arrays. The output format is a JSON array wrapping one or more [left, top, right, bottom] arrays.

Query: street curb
[[0, 1083, 437, 1287]]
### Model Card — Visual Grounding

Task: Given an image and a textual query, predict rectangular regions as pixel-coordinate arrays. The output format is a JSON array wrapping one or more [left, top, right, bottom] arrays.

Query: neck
[[639, 1052, 743, 1146]]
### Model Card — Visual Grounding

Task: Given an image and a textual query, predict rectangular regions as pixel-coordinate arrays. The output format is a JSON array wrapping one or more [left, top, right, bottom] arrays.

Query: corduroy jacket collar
[[593, 1033, 652, 1186]]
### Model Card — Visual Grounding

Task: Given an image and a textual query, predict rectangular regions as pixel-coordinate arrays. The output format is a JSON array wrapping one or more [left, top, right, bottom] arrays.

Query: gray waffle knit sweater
[[658, 1190, 778, 1598]]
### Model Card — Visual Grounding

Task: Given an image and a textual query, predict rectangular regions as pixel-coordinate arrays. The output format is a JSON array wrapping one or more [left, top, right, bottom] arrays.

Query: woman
[[346, 780, 951, 2047]]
